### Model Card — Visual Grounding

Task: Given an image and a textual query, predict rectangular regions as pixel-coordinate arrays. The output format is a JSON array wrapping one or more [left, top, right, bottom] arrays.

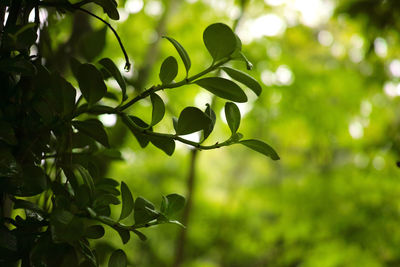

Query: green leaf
[[203, 23, 237, 62], [85, 225, 105, 239], [50, 73, 77, 116], [108, 249, 127, 267], [132, 229, 147, 241], [203, 104, 216, 140], [121, 115, 152, 148], [176, 106, 212, 135], [80, 26, 107, 61], [119, 181, 134, 221], [50, 209, 84, 243], [231, 33, 243, 59], [70, 57, 81, 78], [159, 56, 178, 84], [221, 67, 262, 96], [195, 77, 247, 103], [95, 0, 119, 20], [73, 119, 110, 148], [93, 193, 120, 206], [134, 197, 159, 225], [74, 165, 96, 198], [149, 135, 175, 156], [160, 194, 185, 217], [99, 58, 127, 101], [150, 93, 165, 126], [163, 36, 191, 75], [224, 102, 241, 134], [116, 228, 130, 244], [239, 139, 280, 160], [76, 63, 107, 106]]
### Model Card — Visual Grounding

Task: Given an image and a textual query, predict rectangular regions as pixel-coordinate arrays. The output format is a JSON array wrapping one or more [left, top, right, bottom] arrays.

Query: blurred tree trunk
[[173, 149, 198, 267]]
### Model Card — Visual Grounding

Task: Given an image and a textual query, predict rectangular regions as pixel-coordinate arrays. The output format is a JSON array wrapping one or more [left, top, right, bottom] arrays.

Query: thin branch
[[121, 113, 232, 150], [38, 1, 131, 71], [117, 58, 230, 111], [76, 7, 130, 71]]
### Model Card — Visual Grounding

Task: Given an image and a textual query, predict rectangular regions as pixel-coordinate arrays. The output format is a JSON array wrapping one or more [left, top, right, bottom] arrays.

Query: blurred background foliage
[[45, 0, 400, 265]]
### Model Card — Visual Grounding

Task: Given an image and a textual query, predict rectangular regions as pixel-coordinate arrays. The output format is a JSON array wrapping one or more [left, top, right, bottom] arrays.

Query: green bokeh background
[[63, 0, 400, 265]]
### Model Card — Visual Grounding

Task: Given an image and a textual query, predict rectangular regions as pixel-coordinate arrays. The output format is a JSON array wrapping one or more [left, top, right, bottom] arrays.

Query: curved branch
[[76, 7, 130, 71], [38, 1, 131, 71]]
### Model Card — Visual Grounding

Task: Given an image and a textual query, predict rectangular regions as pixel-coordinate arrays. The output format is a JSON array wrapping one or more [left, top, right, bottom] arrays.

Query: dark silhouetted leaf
[[73, 119, 110, 148], [150, 93, 165, 126], [176, 106, 212, 135], [203, 104, 216, 140], [195, 77, 247, 103], [95, 0, 119, 20], [108, 249, 127, 267], [85, 225, 105, 239], [159, 56, 178, 84], [76, 63, 107, 106], [134, 197, 159, 225], [149, 135, 175, 156], [132, 229, 147, 241], [80, 26, 107, 61], [121, 115, 151, 148], [116, 228, 130, 244], [160, 194, 185, 217], [119, 181, 134, 221], [163, 36, 191, 75], [99, 58, 127, 101]]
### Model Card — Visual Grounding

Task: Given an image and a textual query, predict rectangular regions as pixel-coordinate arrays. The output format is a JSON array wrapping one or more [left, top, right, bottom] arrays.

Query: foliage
[[0, 0, 278, 266]]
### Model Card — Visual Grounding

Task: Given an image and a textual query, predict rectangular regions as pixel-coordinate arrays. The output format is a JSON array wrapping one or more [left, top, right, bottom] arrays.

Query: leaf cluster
[[0, 1, 278, 266]]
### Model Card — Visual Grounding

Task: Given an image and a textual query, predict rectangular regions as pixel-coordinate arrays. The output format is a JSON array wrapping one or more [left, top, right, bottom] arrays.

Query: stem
[[121, 113, 232, 150], [118, 58, 230, 111]]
